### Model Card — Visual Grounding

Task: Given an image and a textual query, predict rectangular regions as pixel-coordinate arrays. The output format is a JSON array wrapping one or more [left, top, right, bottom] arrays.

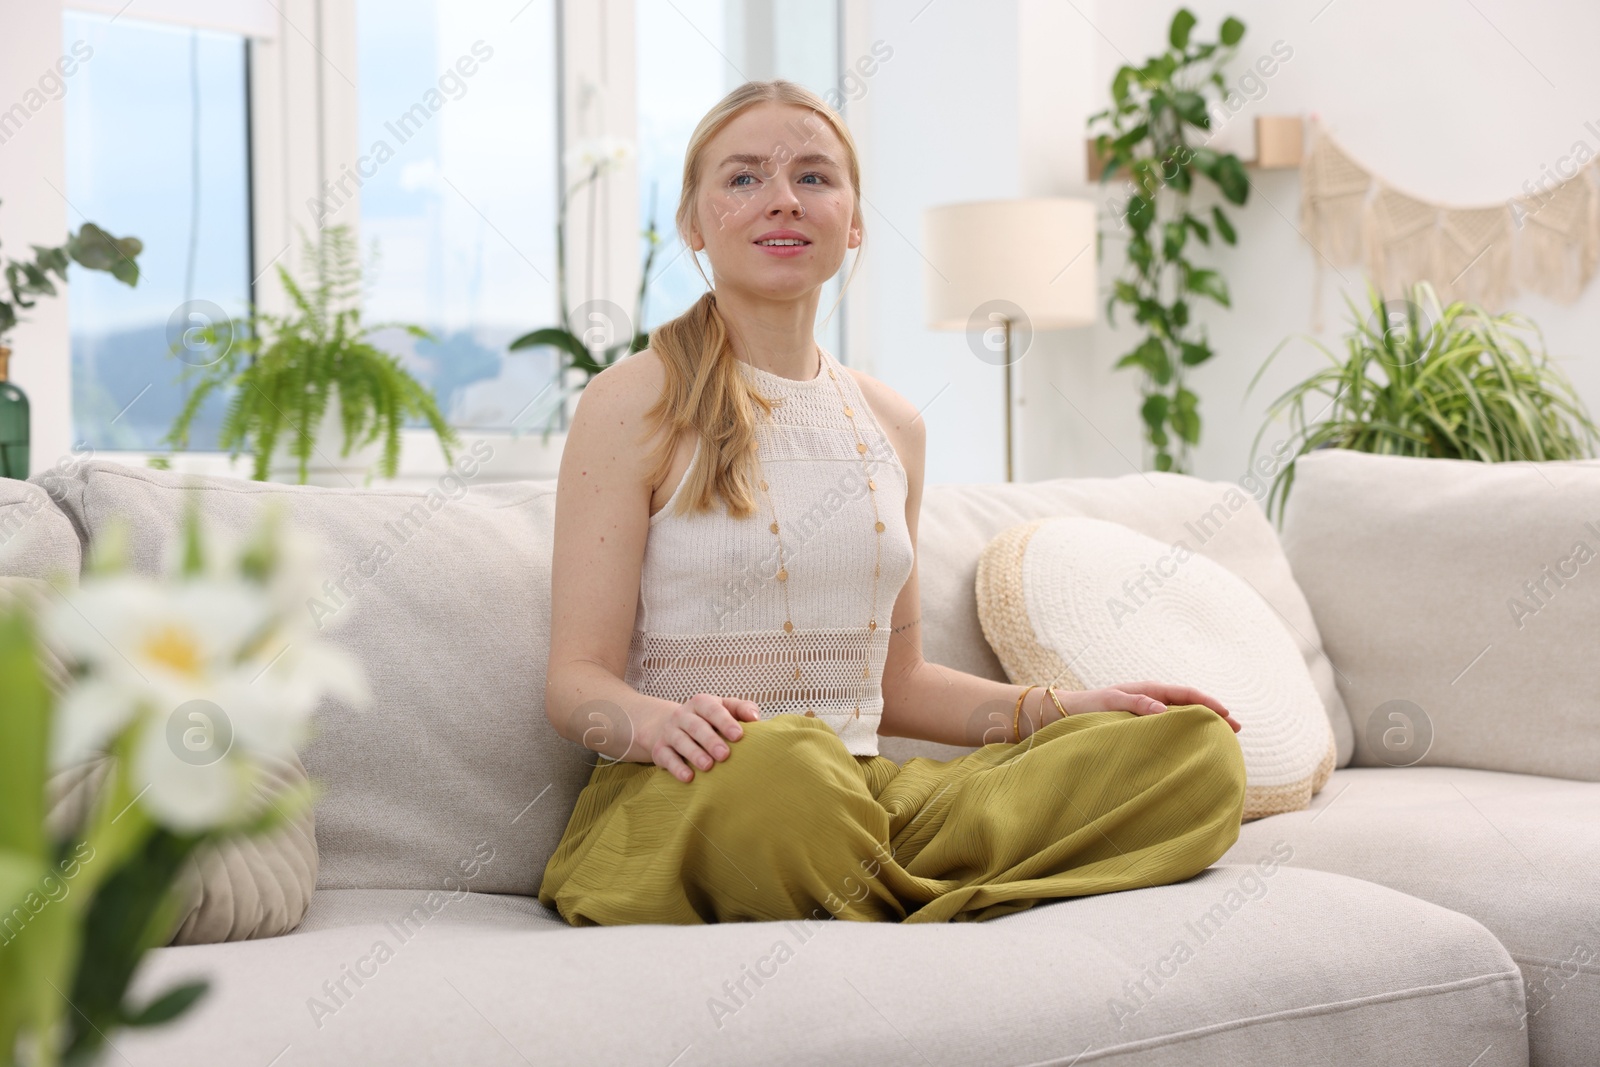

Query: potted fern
[[1247, 280, 1600, 525], [158, 226, 460, 486]]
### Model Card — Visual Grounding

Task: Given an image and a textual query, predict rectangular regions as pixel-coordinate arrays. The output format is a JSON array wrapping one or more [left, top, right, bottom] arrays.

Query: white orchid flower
[[563, 135, 635, 179], [40, 512, 370, 832]]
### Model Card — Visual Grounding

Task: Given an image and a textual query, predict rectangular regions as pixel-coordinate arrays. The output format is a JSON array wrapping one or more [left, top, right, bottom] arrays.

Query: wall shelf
[[1086, 114, 1303, 183]]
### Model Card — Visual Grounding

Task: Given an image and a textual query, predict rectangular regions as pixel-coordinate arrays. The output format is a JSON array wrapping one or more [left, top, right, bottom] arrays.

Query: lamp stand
[[1002, 316, 1014, 483]]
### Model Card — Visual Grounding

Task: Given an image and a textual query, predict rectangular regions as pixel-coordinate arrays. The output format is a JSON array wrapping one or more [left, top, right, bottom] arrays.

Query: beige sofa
[[1, 447, 1593, 1067]]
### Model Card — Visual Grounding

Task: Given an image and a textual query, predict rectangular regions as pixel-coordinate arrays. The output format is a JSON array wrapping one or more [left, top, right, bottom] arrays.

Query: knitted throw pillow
[[1, 575, 318, 943], [975, 517, 1336, 821]]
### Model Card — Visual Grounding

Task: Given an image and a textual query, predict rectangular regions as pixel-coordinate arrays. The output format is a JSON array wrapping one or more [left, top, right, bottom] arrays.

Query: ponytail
[[641, 291, 773, 520]]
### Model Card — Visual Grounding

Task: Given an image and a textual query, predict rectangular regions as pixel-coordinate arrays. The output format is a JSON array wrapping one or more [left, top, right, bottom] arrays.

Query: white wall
[[855, 0, 1600, 488], [0, 2, 72, 471], [10, 0, 1600, 489], [853, 0, 1020, 485]]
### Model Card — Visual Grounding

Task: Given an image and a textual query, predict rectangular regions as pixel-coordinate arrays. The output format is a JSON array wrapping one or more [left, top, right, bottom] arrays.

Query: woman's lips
[[753, 240, 811, 257]]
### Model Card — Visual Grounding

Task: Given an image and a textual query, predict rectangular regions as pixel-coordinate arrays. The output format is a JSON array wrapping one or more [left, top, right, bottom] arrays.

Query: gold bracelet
[[1046, 685, 1070, 725], [1013, 685, 1038, 743]]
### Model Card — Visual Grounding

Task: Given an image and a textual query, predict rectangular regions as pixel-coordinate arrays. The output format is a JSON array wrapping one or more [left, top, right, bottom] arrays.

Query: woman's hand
[[644, 694, 762, 782], [1053, 681, 1243, 733]]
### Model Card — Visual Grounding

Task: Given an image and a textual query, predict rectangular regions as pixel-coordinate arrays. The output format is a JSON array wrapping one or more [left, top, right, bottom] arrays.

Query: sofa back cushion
[[2, 473, 82, 584], [886, 472, 1354, 768], [46, 458, 592, 895], [1281, 448, 1600, 779]]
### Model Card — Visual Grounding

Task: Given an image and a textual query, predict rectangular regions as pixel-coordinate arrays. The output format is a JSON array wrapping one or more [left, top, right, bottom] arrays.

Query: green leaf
[[1185, 214, 1212, 245], [1127, 233, 1153, 271], [1212, 205, 1237, 245], [1142, 392, 1170, 432], [0, 606, 48, 863], [508, 326, 601, 375], [1133, 298, 1167, 330], [1138, 336, 1173, 384], [1186, 267, 1231, 307], [1169, 8, 1197, 49], [1172, 90, 1210, 128], [1111, 123, 1148, 153], [65, 223, 143, 287], [1188, 146, 1221, 180], [1220, 16, 1245, 46], [1171, 387, 1201, 444], [1125, 194, 1154, 235], [1180, 340, 1214, 366], [1170, 300, 1190, 329], [1112, 65, 1135, 104], [1162, 220, 1187, 260], [122, 980, 209, 1028], [0, 852, 46, 921], [1213, 154, 1250, 205], [1167, 155, 1193, 194]]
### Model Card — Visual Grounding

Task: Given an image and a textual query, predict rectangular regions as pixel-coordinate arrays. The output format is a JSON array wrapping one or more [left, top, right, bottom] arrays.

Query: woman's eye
[[730, 172, 758, 187]]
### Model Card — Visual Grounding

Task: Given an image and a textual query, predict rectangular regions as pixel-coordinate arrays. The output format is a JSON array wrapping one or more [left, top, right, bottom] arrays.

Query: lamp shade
[[922, 198, 1097, 331]]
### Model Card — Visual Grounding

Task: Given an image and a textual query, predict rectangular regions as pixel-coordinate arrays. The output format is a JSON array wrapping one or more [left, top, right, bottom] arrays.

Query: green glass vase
[[0, 344, 30, 479]]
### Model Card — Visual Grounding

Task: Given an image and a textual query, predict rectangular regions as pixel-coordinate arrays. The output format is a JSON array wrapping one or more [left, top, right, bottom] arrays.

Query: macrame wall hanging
[[1299, 116, 1600, 329]]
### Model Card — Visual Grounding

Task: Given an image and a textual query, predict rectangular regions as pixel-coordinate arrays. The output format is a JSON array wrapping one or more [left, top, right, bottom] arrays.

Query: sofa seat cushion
[[1224, 766, 1600, 1067], [116, 869, 1524, 1066]]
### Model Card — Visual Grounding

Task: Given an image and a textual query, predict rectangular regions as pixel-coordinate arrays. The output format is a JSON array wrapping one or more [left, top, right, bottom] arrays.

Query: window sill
[[84, 427, 569, 489]]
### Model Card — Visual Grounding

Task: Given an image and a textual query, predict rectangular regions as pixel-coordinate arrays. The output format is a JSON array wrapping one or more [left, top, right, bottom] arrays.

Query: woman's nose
[[767, 187, 802, 215]]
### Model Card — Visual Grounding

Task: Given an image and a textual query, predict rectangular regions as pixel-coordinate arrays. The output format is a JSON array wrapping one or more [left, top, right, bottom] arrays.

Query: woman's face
[[689, 102, 861, 299]]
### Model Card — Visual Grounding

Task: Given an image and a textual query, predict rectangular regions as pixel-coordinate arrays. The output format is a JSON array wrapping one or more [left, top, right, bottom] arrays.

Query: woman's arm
[[861, 379, 1053, 746], [853, 371, 1239, 747], [544, 352, 757, 774]]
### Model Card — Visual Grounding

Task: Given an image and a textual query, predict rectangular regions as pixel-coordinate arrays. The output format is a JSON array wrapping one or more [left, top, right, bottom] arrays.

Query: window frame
[[91, 0, 860, 485]]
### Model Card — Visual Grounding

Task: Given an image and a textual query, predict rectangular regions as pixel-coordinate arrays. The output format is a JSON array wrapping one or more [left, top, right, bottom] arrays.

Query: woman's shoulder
[[571, 348, 676, 433], [842, 364, 925, 445], [841, 363, 925, 478], [565, 349, 683, 473]]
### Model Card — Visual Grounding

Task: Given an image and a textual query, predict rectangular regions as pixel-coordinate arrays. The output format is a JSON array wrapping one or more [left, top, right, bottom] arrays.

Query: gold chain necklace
[[750, 345, 885, 721]]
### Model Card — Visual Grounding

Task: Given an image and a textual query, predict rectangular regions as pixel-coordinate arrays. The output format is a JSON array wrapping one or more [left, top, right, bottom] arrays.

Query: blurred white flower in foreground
[[39, 505, 369, 832]]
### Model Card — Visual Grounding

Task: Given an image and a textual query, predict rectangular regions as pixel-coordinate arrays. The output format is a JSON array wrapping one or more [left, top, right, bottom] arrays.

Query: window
[[63, 10, 253, 451], [354, 0, 561, 434], [635, 0, 844, 349]]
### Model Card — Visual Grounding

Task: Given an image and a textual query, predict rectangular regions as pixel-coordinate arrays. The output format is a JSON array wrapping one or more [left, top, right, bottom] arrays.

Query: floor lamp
[[923, 199, 1098, 482]]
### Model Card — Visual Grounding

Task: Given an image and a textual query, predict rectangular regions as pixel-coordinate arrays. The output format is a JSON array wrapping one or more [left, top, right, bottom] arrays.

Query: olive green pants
[[538, 703, 1246, 925]]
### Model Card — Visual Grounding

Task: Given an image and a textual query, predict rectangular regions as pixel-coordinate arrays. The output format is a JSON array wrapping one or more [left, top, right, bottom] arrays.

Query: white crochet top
[[625, 346, 914, 756]]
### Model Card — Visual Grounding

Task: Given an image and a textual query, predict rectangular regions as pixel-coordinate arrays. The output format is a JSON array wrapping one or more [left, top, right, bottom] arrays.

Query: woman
[[538, 79, 1246, 926]]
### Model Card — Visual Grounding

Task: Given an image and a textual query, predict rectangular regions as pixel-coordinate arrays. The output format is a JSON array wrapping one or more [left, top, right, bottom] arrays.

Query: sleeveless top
[[625, 346, 915, 756]]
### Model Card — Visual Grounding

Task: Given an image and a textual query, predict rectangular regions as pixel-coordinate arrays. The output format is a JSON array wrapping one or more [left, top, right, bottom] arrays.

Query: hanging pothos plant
[[1089, 8, 1251, 473]]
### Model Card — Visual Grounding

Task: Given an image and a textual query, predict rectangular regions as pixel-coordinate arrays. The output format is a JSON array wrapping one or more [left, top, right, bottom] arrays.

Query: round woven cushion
[[976, 517, 1335, 821]]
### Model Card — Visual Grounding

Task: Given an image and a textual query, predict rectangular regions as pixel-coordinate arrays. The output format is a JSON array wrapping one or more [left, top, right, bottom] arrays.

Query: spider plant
[[1247, 280, 1600, 525]]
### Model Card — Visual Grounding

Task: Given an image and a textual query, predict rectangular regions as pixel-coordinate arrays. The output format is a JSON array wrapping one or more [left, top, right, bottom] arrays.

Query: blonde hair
[[642, 79, 866, 520]]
